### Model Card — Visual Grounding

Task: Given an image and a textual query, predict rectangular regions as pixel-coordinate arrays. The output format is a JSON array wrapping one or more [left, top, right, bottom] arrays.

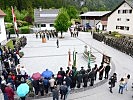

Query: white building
[[107, 0, 133, 35], [34, 9, 59, 31], [0, 9, 6, 44], [96, 21, 107, 31]]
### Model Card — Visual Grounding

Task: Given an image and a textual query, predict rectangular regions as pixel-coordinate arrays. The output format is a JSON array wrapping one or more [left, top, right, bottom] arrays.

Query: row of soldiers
[[93, 33, 133, 57], [35, 30, 58, 39]]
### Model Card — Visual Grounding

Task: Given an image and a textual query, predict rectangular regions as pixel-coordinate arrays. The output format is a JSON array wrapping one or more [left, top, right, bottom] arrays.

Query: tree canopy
[[54, 8, 71, 37]]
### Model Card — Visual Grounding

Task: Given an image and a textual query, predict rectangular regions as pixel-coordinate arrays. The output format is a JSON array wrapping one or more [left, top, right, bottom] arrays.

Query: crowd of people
[[0, 45, 112, 100], [93, 32, 133, 57]]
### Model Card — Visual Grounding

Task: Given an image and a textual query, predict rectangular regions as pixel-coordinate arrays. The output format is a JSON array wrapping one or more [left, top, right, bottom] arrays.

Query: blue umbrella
[[42, 69, 53, 78], [17, 83, 29, 97]]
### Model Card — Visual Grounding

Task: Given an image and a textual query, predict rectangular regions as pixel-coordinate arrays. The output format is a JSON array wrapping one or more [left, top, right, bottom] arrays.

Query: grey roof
[[79, 11, 111, 17], [126, 0, 133, 8], [34, 9, 59, 23]]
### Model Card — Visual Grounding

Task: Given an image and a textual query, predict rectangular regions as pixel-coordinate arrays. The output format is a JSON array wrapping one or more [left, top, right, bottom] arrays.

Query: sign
[[102, 54, 111, 64]]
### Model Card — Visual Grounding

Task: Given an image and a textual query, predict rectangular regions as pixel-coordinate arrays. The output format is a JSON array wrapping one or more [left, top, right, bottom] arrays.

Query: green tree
[[67, 6, 78, 20], [54, 8, 71, 38], [81, 7, 88, 13]]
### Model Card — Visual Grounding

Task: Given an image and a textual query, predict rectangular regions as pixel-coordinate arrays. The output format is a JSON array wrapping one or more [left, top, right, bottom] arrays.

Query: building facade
[[107, 0, 133, 35], [79, 11, 110, 28], [0, 9, 6, 44], [34, 9, 59, 31]]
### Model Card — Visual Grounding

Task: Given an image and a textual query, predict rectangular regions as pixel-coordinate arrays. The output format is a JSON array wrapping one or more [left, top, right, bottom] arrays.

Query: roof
[[79, 11, 111, 17], [97, 21, 107, 26], [34, 9, 59, 23], [0, 9, 6, 16], [108, 0, 133, 16]]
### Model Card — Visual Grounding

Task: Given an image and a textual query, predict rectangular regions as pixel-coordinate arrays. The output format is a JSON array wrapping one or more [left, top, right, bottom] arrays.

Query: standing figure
[[56, 39, 59, 48], [4, 83, 15, 100], [98, 63, 105, 80], [93, 64, 98, 80], [118, 78, 125, 94], [109, 73, 117, 93], [60, 82, 68, 100], [104, 64, 111, 79], [52, 85, 59, 100]]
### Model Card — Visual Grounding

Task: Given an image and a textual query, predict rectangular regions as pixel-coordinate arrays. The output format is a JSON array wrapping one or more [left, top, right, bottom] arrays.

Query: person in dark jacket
[[32, 80, 39, 96], [57, 67, 66, 85], [93, 64, 98, 80], [98, 63, 105, 80], [83, 71, 88, 87], [52, 85, 59, 100], [109, 73, 117, 93], [39, 79, 44, 96], [60, 82, 68, 100], [88, 68, 95, 86], [76, 71, 82, 88], [104, 64, 111, 79]]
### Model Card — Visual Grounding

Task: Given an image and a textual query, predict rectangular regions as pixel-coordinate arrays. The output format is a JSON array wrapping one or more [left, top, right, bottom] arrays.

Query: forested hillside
[[0, 0, 123, 11]]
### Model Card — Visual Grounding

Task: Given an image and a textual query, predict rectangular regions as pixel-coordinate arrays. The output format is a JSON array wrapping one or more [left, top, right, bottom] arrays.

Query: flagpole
[[68, 49, 71, 67], [88, 47, 91, 69], [73, 49, 75, 66]]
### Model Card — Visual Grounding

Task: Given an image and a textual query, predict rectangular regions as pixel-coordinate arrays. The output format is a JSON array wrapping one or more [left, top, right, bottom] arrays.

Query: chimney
[[39, 7, 42, 11]]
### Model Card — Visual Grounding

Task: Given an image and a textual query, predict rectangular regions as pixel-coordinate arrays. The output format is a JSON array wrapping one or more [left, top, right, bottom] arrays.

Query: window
[[117, 18, 121, 21], [116, 26, 120, 29], [41, 24, 46, 27], [129, 10, 132, 13], [118, 10, 120, 14], [50, 24, 54, 27], [126, 19, 130, 21], [125, 27, 129, 30], [120, 26, 124, 30]]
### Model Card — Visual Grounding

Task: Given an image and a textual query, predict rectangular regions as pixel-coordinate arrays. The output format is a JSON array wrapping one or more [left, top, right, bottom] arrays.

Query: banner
[[102, 54, 111, 64], [11, 6, 18, 32]]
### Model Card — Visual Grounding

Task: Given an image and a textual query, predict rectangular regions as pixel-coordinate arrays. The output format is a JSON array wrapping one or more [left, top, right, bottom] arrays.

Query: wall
[[0, 17, 7, 43]]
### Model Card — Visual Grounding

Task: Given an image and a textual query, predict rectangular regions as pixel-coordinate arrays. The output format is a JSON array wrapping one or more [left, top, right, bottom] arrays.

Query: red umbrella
[[32, 72, 41, 80]]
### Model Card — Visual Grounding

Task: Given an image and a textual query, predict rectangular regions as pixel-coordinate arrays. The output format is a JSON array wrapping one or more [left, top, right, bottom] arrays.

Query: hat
[[1, 80, 6, 85]]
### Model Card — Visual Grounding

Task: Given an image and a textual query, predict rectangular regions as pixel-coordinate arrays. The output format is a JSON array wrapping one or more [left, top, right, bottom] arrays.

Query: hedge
[[9, 26, 30, 34]]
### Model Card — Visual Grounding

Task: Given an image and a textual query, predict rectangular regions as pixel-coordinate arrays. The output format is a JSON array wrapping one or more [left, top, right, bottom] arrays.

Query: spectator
[[5, 83, 15, 100], [49, 75, 55, 92], [52, 85, 59, 100], [119, 78, 125, 94]]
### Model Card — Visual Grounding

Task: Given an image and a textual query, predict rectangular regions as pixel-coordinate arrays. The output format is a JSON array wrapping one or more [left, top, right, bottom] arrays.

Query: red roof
[[0, 9, 6, 16]]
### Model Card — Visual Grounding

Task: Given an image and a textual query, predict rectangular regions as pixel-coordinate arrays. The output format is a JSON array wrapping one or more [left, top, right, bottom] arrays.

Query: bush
[[9, 28, 15, 34], [20, 26, 30, 34], [17, 20, 29, 27]]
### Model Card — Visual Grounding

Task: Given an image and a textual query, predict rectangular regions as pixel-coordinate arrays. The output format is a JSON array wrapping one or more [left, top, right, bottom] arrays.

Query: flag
[[68, 49, 71, 67], [11, 6, 18, 33], [102, 54, 111, 64], [88, 48, 91, 68]]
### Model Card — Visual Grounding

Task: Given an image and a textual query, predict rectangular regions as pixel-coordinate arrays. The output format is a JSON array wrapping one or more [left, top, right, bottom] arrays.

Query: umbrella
[[32, 72, 41, 80], [17, 83, 29, 97], [42, 69, 53, 78]]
